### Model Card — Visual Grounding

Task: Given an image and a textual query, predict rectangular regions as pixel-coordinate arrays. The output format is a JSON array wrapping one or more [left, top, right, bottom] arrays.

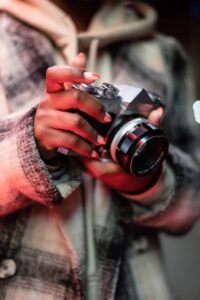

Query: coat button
[[133, 236, 149, 253], [0, 259, 17, 279]]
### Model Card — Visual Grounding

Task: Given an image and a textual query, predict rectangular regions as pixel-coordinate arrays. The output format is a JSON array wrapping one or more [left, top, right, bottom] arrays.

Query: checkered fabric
[[0, 7, 200, 300]]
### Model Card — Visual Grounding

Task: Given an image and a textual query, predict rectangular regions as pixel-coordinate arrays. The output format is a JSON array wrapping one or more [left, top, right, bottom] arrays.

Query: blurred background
[[147, 0, 200, 97], [143, 1, 200, 299]]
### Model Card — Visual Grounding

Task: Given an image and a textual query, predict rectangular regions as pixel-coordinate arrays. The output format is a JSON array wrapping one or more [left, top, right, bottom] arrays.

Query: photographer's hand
[[34, 60, 112, 161], [79, 107, 164, 197]]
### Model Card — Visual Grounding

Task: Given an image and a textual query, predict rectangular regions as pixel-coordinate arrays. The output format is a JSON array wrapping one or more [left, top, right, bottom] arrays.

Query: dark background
[[144, 0, 200, 97], [143, 1, 200, 299]]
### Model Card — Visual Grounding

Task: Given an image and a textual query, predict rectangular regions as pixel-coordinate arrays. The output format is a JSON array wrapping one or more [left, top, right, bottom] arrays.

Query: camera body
[[71, 83, 169, 176]]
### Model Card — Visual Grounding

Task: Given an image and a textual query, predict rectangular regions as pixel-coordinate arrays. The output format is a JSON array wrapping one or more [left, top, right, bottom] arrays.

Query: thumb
[[148, 107, 164, 126]]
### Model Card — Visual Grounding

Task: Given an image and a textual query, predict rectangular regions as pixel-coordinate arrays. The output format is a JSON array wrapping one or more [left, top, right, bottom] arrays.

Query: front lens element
[[130, 136, 168, 175], [109, 119, 168, 175]]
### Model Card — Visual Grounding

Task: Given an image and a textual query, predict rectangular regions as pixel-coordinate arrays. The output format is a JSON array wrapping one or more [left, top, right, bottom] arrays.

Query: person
[[0, 0, 200, 299]]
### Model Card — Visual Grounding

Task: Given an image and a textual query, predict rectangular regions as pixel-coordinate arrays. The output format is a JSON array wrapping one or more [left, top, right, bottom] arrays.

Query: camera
[[60, 82, 169, 176]]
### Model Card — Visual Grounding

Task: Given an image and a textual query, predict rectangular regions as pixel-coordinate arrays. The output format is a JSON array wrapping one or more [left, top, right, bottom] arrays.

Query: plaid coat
[[0, 2, 200, 299]]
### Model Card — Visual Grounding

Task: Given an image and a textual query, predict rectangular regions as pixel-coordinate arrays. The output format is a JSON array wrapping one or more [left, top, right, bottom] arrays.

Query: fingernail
[[84, 71, 100, 81], [104, 112, 112, 122], [91, 150, 99, 158], [97, 135, 106, 145]]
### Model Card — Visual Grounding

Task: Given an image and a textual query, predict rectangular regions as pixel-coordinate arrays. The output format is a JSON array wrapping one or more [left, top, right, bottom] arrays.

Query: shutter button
[[0, 259, 17, 279]]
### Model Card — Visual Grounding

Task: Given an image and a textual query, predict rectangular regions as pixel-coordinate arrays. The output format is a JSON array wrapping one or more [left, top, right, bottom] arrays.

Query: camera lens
[[130, 136, 167, 175], [109, 118, 168, 176]]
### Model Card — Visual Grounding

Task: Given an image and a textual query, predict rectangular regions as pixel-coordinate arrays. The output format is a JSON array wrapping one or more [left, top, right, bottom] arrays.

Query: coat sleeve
[[121, 36, 200, 234], [0, 107, 65, 216]]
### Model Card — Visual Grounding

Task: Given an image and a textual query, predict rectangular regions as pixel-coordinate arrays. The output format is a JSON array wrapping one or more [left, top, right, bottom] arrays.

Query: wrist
[[121, 163, 165, 203], [37, 143, 58, 162], [36, 143, 63, 173]]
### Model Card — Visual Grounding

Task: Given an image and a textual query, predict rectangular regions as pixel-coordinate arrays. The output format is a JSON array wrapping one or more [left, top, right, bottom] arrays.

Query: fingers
[[37, 109, 106, 146], [42, 89, 111, 123], [36, 55, 109, 158], [36, 127, 99, 158], [35, 95, 108, 158], [79, 158, 123, 178], [148, 107, 164, 126], [46, 65, 99, 93]]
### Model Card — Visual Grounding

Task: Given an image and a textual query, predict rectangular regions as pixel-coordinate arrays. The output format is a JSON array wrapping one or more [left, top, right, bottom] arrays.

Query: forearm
[[121, 145, 200, 234]]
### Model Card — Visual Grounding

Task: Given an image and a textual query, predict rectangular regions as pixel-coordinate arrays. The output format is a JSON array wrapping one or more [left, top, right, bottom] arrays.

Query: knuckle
[[72, 113, 83, 127], [68, 135, 79, 148], [88, 163, 105, 178], [67, 66, 75, 77], [35, 124, 46, 141], [35, 108, 46, 123], [72, 89, 83, 104], [68, 66, 83, 78], [39, 94, 51, 109], [39, 100, 46, 110], [46, 66, 55, 78]]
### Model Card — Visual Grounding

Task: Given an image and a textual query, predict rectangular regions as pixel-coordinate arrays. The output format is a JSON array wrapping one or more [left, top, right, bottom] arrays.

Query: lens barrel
[[109, 118, 168, 175]]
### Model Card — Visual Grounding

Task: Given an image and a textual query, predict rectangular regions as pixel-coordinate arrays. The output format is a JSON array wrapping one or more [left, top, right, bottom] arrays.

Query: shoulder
[[0, 13, 54, 111], [0, 12, 52, 54]]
